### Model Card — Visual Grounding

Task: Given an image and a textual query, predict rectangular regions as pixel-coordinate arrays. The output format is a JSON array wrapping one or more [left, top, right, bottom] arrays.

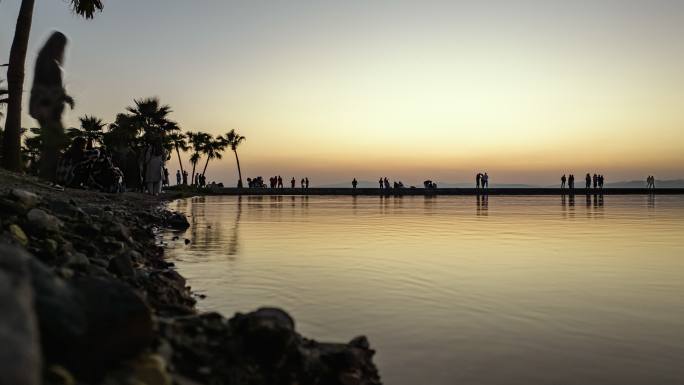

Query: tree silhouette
[[186, 131, 210, 185], [166, 131, 189, 178], [68, 114, 105, 149], [224, 129, 246, 188], [1, 0, 103, 171], [201, 135, 227, 178]]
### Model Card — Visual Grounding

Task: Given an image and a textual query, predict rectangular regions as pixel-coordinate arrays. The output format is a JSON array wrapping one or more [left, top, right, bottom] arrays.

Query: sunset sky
[[1, 0, 683, 185]]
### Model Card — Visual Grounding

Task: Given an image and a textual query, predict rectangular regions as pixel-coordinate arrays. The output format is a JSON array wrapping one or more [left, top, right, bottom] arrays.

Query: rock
[[230, 307, 297, 367], [44, 238, 59, 254], [0, 245, 42, 385], [48, 200, 86, 219], [184, 239, 190, 245], [108, 253, 135, 277], [64, 252, 90, 268], [44, 365, 76, 385], [128, 354, 172, 385], [8, 224, 29, 246], [10, 188, 39, 208], [29, 260, 153, 380], [167, 213, 190, 229], [26, 208, 62, 232]]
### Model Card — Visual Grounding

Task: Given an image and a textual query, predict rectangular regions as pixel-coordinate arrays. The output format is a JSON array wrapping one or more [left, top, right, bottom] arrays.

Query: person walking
[[176, 170, 181, 186], [561, 174, 567, 190], [352, 178, 358, 189]]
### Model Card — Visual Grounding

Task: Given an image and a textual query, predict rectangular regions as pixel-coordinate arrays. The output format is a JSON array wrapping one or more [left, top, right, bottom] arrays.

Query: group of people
[[475, 172, 489, 189], [560, 174, 575, 189], [559, 173, 606, 191], [56, 136, 124, 193], [246, 176, 310, 189], [175, 170, 189, 185], [646, 175, 656, 189]]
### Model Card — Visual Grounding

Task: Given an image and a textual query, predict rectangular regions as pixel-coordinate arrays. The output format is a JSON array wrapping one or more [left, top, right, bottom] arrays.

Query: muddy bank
[[0, 170, 381, 385]]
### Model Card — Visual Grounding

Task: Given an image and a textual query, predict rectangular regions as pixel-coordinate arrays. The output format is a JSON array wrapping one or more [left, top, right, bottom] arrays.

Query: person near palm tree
[[176, 170, 181, 185], [144, 140, 165, 195]]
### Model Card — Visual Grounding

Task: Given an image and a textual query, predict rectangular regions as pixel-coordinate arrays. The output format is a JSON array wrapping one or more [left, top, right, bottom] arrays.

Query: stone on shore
[[10, 188, 40, 208], [0, 245, 42, 385], [27, 208, 62, 233], [166, 212, 190, 229]]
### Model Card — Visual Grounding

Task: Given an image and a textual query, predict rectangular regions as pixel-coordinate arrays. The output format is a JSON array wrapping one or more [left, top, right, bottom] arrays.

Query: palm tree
[[186, 131, 210, 185], [126, 97, 172, 139], [74, 114, 105, 148], [1, 0, 104, 171], [200, 135, 228, 178], [166, 131, 189, 178], [224, 129, 246, 188]]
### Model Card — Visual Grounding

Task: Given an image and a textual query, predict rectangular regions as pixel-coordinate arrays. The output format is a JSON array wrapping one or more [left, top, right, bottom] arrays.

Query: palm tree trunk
[[1, 0, 35, 171], [191, 161, 196, 185], [201, 156, 210, 177], [175, 145, 184, 175], [234, 149, 243, 188]]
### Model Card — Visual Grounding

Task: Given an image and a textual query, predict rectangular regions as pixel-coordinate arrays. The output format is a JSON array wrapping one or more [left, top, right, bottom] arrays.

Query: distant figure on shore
[[568, 174, 575, 191], [278, 175, 283, 188], [598, 175, 604, 189], [182, 170, 188, 185], [291, 177, 296, 188], [163, 168, 169, 187], [592, 174, 598, 189], [301, 178, 305, 189], [176, 170, 181, 185], [352, 178, 358, 189], [383, 177, 390, 189], [424, 180, 437, 189], [482, 173, 489, 189], [585, 173, 591, 190], [305, 177, 310, 189], [647, 175, 656, 189], [561, 174, 567, 189], [476, 173, 482, 189], [379, 178, 383, 189]]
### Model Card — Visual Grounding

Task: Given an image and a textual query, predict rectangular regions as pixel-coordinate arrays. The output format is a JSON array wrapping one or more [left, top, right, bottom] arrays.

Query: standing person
[[301, 178, 305, 189], [482, 173, 489, 189], [585, 173, 591, 190], [176, 170, 181, 185], [379, 178, 384, 189], [599, 175, 604, 189], [592, 174, 598, 189], [568, 174, 575, 191], [144, 141, 165, 196], [646, 176, 652, 189], [182, 170, 188, 185], [384, 177, 390, 189], [278, 175, 283, 188], [291, 177, 296, 188], [352, 178, 358, 189], [476, 173, 481, 189], [561, 174, 567, 189], [651, 176, 656, 189], [305, 177, 310, 189], [163, 168, 170, 187]]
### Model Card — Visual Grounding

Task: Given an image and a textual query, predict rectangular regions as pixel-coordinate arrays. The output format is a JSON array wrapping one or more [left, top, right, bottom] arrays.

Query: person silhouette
[[301, 178, 305, 189], [561, 174, 566, 189], [592, 174, 598, 189], [305, 177, 309, 189], [476, 173, 481, 189], [176, 170, 181, 185], [482, 173, 489, 189], [384, 177, 390, 189], [585, 173, 591, 190], [379, 178, 384, 189], [352, 178, 358, 189], [568, 174, 575, 191], [291, 177, 296, 188], [278, 175, 283, 188]]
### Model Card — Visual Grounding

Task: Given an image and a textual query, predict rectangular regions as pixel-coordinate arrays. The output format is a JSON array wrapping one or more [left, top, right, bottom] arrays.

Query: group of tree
[[15, 97, 246, 188]]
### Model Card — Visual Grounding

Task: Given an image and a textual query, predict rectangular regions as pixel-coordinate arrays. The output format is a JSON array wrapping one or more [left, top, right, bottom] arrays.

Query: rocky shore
[[0, 170, 381, 385]]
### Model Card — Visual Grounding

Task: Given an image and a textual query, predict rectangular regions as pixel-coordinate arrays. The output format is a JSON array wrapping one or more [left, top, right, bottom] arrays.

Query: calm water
[[162, 194, 684, 385]]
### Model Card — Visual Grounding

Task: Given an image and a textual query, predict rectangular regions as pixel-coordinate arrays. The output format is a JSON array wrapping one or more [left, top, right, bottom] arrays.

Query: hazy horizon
[[2, 0, 683, 185]]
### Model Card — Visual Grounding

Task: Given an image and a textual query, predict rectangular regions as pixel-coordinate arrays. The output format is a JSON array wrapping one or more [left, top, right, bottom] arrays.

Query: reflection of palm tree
[[2, 0, 103, 171], [227, 196, 242, 255], [224, 129, 246, 188]]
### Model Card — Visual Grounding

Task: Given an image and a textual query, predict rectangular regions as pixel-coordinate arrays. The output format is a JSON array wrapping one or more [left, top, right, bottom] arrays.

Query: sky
[[1, 0, 683, 186]]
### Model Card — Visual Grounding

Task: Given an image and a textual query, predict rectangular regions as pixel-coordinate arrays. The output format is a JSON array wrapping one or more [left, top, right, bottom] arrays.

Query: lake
[[162, 194, 684, 385]]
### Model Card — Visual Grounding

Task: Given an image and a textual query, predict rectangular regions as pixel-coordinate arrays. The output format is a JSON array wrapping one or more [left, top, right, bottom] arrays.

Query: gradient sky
[[1, 0, 683, 185]]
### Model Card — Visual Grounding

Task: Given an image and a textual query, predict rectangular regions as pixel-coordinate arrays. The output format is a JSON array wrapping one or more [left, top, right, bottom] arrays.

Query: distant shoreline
[[173, 187, 684, 196]]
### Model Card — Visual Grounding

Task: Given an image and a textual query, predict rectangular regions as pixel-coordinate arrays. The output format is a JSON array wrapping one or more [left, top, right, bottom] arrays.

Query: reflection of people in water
[[476, 194, 489, 215]]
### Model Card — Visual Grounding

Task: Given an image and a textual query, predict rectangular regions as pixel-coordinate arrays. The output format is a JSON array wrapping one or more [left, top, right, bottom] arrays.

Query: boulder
[[26, 208, 62, 233], [108, 253, 135, 277], [8, 223, 29, 247], [166, 212, 190, 229], [0, 245, 42, 385], [10, 189, 40, 208]]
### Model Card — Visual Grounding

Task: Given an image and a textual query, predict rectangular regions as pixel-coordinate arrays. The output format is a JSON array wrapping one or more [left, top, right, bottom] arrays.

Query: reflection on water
[[163, 195, 684, 385]]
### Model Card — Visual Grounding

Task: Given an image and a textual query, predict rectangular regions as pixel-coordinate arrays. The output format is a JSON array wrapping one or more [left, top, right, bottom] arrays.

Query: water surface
[[163, 194, 684, 385]]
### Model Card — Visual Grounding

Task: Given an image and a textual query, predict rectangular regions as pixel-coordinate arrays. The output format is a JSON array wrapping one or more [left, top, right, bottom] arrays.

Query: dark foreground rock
[[0, 171, 381, 385]]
